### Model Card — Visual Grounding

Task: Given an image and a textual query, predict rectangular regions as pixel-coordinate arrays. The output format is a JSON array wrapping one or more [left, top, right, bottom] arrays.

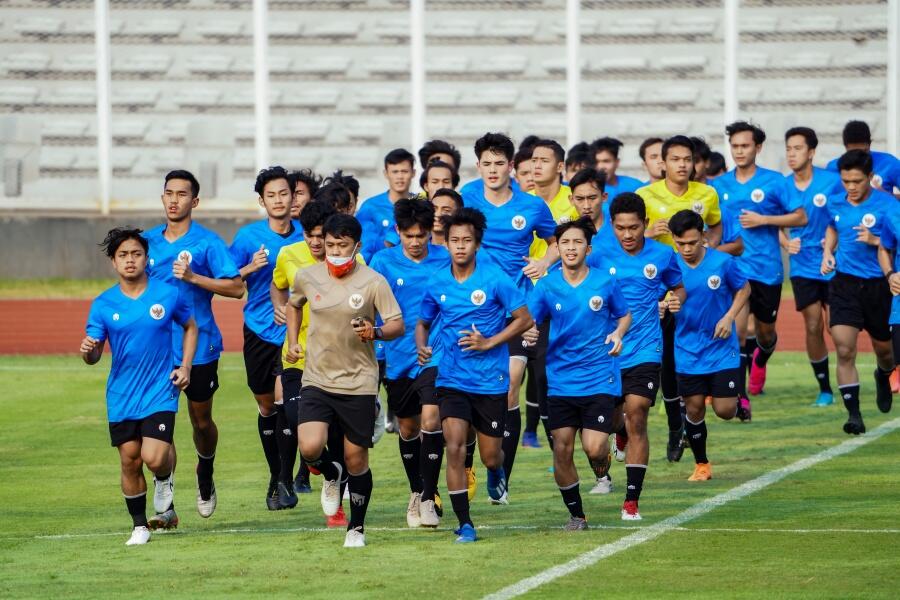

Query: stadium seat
[[196, 20, 248, 40], [112, 54, 173, 76], [39, 148, 78, 171], [3, 53, 52, 75], [584, 86, 639, 106], [40, 87, 97, 107], [772, 52, 831, 70], [738, 52, 769, 69], [778, 15, 840, 34], [304, 22, 361, 40], [489, 19, 538, 40], [526, 117, 566, 138], [425, 118, 452, 138], [550, 18, 598, 38], [670, 16, 718, 36], [111, 150, 140, 174], [456, 89, 519, 109], [42, 119, 91, 139], [542, 58, 587, 77], [366, 55, 410, 78], [269, 21, 302, 38], [631, 117, 691, 137], [427, 57, 469, 75], [740, 15, 779, 35], [761, 85, 822, 104], [848, 14, 885, 33], [326, 147, 378, 172], [590, 57, 651, 74], [837, 51, 886, 68], [230, 58, 255, 76], [425, 89, 459, 108], [658, 55, 708, 72], [268, 55, 294, 75], [187, 55, 234, 75], [294, 56, 352, 76], [111, 120, 151, 142], [470, 55, 528, 77], [737, 86, 763, 103], [427, 19, 479, 41], [56, 54, 97, 76], [356, 88, 406, 110], [274, 121, 331, 142], [654, 87, 699, 106], [825, 85, 883, 104], [122, 18, 183, 38], [449, 119, 511, 140], [111, 88, 160, 110], [14, 17, 64, 36], [275, 89, 341, 109], [174, 89, 222, 109], [535, 87, 566, 110], [372, 19, 411, 41], [605, 17, 657, 37], [220, 90, 256, 109]]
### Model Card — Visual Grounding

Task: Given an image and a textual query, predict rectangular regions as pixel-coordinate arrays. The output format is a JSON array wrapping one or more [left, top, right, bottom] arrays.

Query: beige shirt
[[289, 262, 402, 395]]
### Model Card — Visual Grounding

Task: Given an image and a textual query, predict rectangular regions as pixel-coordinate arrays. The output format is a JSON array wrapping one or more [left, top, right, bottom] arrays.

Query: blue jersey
[[357, 191, 395, 263], [720, 203, 741, 245], [144, 222, 240, 365], [86, 279, 192, 423], [602, 174, 644, 220], [463, 189, 556, 291], [460, 178, 520, 202], [712, 167, 799, 284], [588, 238, 682, 369], [785, 168, 844, 281], [878, 211, 900, 324], [827, 188, 899, 279], [674, 248, 747, 375], [529, 268, 629, 397], [229, 219, 304, 345], [420, 260, 527, 395], [369, 244, 451, 379], [828, 151, 900, 194]]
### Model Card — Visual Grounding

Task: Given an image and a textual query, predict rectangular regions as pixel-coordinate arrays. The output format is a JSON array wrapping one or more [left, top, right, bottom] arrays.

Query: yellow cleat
[[688, 462, 712, 481], [466, 466, 477, 501], [433, 490, 443, 517]]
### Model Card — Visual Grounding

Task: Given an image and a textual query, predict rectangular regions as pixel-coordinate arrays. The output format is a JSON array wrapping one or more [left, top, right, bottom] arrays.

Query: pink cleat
[[748, 348, 767, 395]]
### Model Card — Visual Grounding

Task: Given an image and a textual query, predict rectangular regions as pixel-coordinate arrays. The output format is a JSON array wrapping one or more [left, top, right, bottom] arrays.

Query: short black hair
[[323, 213, 362, 243], [299, 200, 337, 234], [661, 135, 695, 160], [314, 182, 354, 213], [568, 167, 607, 193], [290, 168, 323, 196], [101, 227, 148, 258], [474, 132, 515, 161], [395, 198, 435, 232], [842, 120, 872, 146], [609, 192, 647, 222], [784, 126, 819, 150], [565, 142, 592, 170], [554, 216, 596, 241], [164, 169, 200, 198], [837, 149, 874, 176], [668, 209, 705, 237], [418, 139, 461, 170], [707, 151, 726, 175], [441, 207, 486, 244], [420, 160, 460, 188], [590, 137, 624, 160], [690, 136, 711, 161], [384, 148, 416, 169], [725, 120, 766, 145], [324, 170, 359, 199], [532, 139, 565, 163], [431, 188, 463, 211], [254, 165, 291, 196], [639, 137, 664, 161], [518, 135, 541, 154], [513, 146, 534, 169]]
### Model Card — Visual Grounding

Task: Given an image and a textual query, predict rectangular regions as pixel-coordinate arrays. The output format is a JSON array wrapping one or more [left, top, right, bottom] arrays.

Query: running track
[[0, 298, 870, 354]]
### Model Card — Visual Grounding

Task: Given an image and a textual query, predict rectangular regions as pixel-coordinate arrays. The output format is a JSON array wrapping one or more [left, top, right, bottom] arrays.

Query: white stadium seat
[[196, 20, 248, 39], [738, 52, 769, 69], [449, 119, 510, 139], [425, 89, 459, 108], [122, 18, 183, 37], [111, 88, 160, 109], [428, 19, 479, 40], [343, 121, 382, 142], [535, 87, 566, 109], [372, 19, 411, 40], [825, 85, 883, 104], [542, 58, 586, 76], [111, 120, 151, 141], [526, 117, 565, 138], [591, 57, 650, 73], [671, 16, 717, 36], [848, 14, 884, 32], [14, 17, 64, 36], [470, 55, 528, 76], [631, 118, 691, 136], [221, 90, 282, 109], [761, 85, 822, 104], [304, 22, 361, 40], [273, 121, 331, 142], [425, 118, 452, 137], [606, 17, 657, 37], [738, 86, 763, 103], [489, 19, 538, 40], [330, 148, 378, 171], [174, 89, 222, 109], [837, 52, 886, 69], [275, 89, 341, 109], [4, 53, 52, 74], [366, 56, 410, 77], [456, 89, 519, 109], [42, 119, 90, 138], [654, 87, 699, 105], [356, 88, 405, 110], [268, 55, 294, 75], [772, 52, 831, 70], [39, 148, 77, 171], [427, 57, 469, 75], [741, 15, 779, 35], [112, 54, 172, 76], [658, 56, 708, 71], [187, 55, 234, 75], [294, 56, 351, 76], [550, 18, 597, 38], [41, 87, 97, 107], [778, 15, 840, 34], [56, 54, 97, 75], [584, 86, 639, 106], [269, 21, 302, 38]]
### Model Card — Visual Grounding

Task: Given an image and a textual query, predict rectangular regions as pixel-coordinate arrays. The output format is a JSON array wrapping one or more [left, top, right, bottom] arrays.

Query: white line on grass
[[483, 416, 900, 600]]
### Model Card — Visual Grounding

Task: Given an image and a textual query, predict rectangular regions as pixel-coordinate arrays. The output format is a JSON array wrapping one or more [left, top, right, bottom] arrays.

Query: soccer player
[[588, 193, 684, 516], [639, 137, 664, 184], [230, 166, 304, 509], [782, 127, 844, 406], [529, 217, 631, 529], [431, 188, 464, 247], [358, 148, 417, 263], [591, 137, 644, 218], [878, 200, 900, 401], [290, 168, 322, 219], [418, 139, 461, 171], [144, 170, 243, 523], [82, 227, 198, 545], [420, 160, 459, 199], [712, 121, 807, 412], [370, 199, 450, 528], [565, 141, 593, 183], [690, 137, 712, 183], [462, 132, 558, 495], [827, 120, 900, 197], [286, 214, 404, 548], [416, 208, 533, 543], [514, 146, 536, 193], [569, 167, 609, 233], [706, 152, 727, 180], [822, 150, 897, 435], [670, 210, 750, 481], [315, 180, 357, 215]]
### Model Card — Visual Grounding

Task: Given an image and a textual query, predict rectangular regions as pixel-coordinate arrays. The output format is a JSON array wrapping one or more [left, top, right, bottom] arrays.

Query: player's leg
[[679, 371, 712, 481], [273, 373, 299, 510], [386, 377, 424, 526], [862, 277, 895, 415], [297, 388, 343, 516], [465, 426, 477, 500], [660, 312, 686, 461], [502, 354, 527, 488], [749, 281, 781, 396], [139, 412, 179, 530], [325, 421, 349, 527], [281, 368, 309, 494], [342, 438, 371, 547], [242, 327, 283, 509], [550, 426, 585, 529], [734, 302, 753, 420], [523, 365, 540, 447], [832, 324, 865, 433], [116, 436, 150, 545], [419, 402, 443, 527], [792, 278, 834, 405], [181, 360, 219, 516], [443, 416, 475, 542], [622, 393, 651, 520]]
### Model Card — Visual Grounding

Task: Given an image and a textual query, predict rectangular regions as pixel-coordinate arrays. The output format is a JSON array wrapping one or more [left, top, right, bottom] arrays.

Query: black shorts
[[547, 394, 616, 433], [791, 276, 829, 312], [298, 386, 376, 448], [384, 371, 434, 418], [180, 359, 219, 402], [892, 326, 900, 367], [621, 362, 661, 405], [242, 325, 283, 395], [829, 273, 891, 341], [109, 410, 176, 447], [436, 386, 507, 437], [748, 279, 782, 324], [677, 368, 741, 399], [417, 366, 439, 406], [282, 367, 303, 428], [507, 318, 548, 361]]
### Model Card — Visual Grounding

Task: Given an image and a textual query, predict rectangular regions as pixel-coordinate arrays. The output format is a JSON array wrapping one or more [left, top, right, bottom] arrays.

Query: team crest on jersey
[[750, 189, 765, 203], [511, 215, 527, 230], [609, 267, 617, 276], [470, 290, 486, 306], [396, 278, 404, 286], [707, 275, 721, 290], [555, 303, 562, 311], [440, 294, 446, 303], [643, 264, 657, 279], [589, 296, 603, 311], [861, 213, 876, 228], [348, 293, 364, 309], [177, 250, 193, 264], [813, 193, 827, 208], [149, 304, 166, 319], [692, 201, 704, 214], [112, 313, 120, 321], [872, 174, 884, 189]]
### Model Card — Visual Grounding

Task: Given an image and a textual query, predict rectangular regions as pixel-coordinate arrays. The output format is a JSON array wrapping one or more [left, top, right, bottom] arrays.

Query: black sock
[[540, 415, 554, 449], [464, 439, 475, 470], [399, 435, 423, 493], [258, 412, 280, 477], [684, 418, 708, 464], [664, 396, 684, 433], [744, 337, 758, 372], [754, 335, 777, 367], [420, 430, 444, 502], [275, 405, 297, 485], [197, 453, 215, 500], [840, 383, 861, 417], [558, 481, 584, 518], [738, 352, 749, 396], [296, 460, 310, 482], [502, 407, 521, 485], [449, 489, 472, 528], [306, 448, 340, 481], [875, 367, 893, 408], [811, 356, 832, 393], [525, 402, 540, 434], [347, 469, 373, 532], [125, 493, 148, 528], [625, 464, 647, 501]]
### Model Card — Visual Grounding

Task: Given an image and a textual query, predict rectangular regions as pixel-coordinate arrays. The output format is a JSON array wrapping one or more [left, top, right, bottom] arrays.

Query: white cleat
[[621, 509, 643, 521], [343, 528, 366, 548], [197, 484, 217, 519], [153, 473, 174, 514], [589, 475, 613, 495], [418, 499, 440, 528], [125, 526, 151, 546], [406, 492, 422, 528], [612, 435, 626, 462], [320, 462, 343, 517]]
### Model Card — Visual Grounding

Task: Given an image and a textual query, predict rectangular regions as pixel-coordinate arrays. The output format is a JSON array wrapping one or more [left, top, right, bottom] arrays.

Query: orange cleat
[[326, 505, 348, 528], [688, 462, 712, 481], [891, 367, 900, 394]]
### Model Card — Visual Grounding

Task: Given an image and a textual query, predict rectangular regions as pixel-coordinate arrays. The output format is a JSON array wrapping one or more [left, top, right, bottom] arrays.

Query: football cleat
[[327, 506, 348, 528], [406, 492, 422, 528], [621, 500, 642, 521], [277, 481, 298, 510], [153, 473, 174, 514], [196, 483, 217, 518], [748, 348, 767, 395], [147, 508, 179, 530], [343, 527, 366, 548], [454, 523, 477, 543], [466, 467, 477, 501], [589, 475, 612, 495], [688, 462, 712, 481], [125, 526, 151, 546], [563, 516, 588, 531], [419, 499, 440, 528], [320, 462, 343, 516], [843, 413, 866, 435], [813, 391, 834, 407]]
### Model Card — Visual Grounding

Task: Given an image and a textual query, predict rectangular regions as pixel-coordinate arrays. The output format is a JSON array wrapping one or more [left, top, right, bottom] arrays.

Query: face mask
[[325, 245, 358, 278]]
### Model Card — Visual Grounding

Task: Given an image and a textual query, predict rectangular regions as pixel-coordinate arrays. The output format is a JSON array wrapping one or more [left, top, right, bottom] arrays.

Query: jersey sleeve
[[172, 287, 194, 326], [660, 251, 683, 289], [85, 298, 108, 343], [368, 252, 386, 278], [288, 270, 308, 308], [209, 234, 241, 279], [495, 271, 528, 313], [534, 202, 557, 240], [720, 205, 741, 244], [272, 248, 290, 289], [882, 212, 900, 251], [227, 229, 252, 269], [373, 273, 402, 322], [419, 284, 439, 325], [724, 255, 748, 293], [704, 186, 722, 226], [606, 279, 630, 320], [778, 177, 802, 213], [527, 280, 549, 324]]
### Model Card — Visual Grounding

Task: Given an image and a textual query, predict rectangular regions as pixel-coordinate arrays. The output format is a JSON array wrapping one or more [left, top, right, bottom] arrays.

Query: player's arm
[[171, 317, 198, 389], [373, 315, 404, 341], [606, 311, 632, 356], [82, 302, 106, 365], [716, 236, 743, 257], [779, 228, 801, 255], [357, 276, 405, 342], [179, 270, 245, 299], [80, 336, 103, 365], [238, 244, 270, 280], [459, 305, 533, 352], [662, 283, 687, 314], [739, 207, 807, 229], [821, 225, 837, 275], [878, 223, 900, 295], [270, 280, 289, 325], [523, 236, 558, 279], [415, 319, 433, 365], [714, 282, 750, 339], [285, 298, 305, 363], [704, 222, 722, 247]]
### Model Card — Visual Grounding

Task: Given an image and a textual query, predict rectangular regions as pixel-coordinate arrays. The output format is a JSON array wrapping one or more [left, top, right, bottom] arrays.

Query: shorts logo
[[177, 250, 193, 264], [351, 492, 365, 506], [597, 415, 605, 424], [491, 421, 498, 429], [692, 201, 704, 214], [813, 193, 827, 208], [149, 304, 166, 319], [861, 213, 876, 228], [382, 219, 390, 227], [872, 174, 883, 188], [643, 263, 657, 279], [470, 290, 486, 306], [589, 296, 603, 311], [396, 278, 404, 286], [402, 453, 413, 459], [113, 313, 120, 321], [511, 215, 527, 230], [440, 294, 446, 303], [648, 382, 654, 389], [427, 453, 439, 460], [158, 423, 166, 432], [751, 188, 765, 203], [348, 293, 364, 309], [729, 381, 735, 389], [555, 302, 562, 311], [210, 380, 215, 388], [707, 275, 721, 290], [609, 267, 617, 276], [772, 309, 777, 317]]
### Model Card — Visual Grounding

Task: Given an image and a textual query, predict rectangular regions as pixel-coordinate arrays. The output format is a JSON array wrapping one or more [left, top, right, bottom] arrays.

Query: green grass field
[[1, 352, 898, 599]]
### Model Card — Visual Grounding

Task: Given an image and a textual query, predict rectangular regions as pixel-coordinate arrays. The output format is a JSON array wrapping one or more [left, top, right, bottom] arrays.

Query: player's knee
[[624, 411, 647, 436], [344, 452, 368, 474], [298, 438, 325, 461], [685, 404, 705, 423], [713, 401, 736, 420], [120, 454, 142, 474], [835, 342, 857, 363], [398, 418, 420, 440]]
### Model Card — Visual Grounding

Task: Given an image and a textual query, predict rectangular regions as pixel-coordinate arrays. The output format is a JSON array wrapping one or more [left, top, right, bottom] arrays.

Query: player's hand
[[820, 253, 836, 275], [459, 323, 493, 352], [80, 336, 99, 354], [273, 303, 287, 325], [285, 343, 303, 364], [522, 257, 549, 280], [664, 291, 682, 314], [786, 237, 802, 255], [605, 331, 623, 356], [889, 273, 900, 296], [417, 345, 433, 365], [172, 258, 194, 283], [853, 226, 878, 246], [170, 366, 191, 390], [713, 315, 733, 339], [648, 218, 670, 238], [351, 317, 376, 342], [522, 325, 539, 346], [739, 209, 767, 229], [657, 300, 667, 319], [248, 244, 269, 273]]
